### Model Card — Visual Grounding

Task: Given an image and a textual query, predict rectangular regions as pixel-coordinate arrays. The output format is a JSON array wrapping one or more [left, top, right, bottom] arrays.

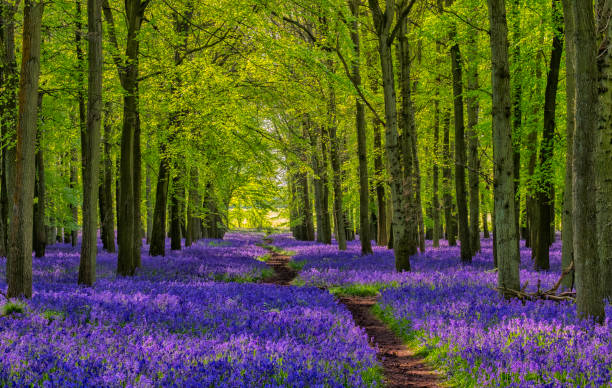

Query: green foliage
[[1, 302, 26, 317]]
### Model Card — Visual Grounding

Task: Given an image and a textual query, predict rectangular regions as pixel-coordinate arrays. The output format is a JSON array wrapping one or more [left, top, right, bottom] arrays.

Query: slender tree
[[534, 0, 563, 271], [6, 0, 44, 298], [596, 0, 612, 299], [349, 0, 372, 255], [78, 0, 103, 286], [449, 10, 472, 262], [569, 0, 604, 321], [487, 0, 521, 296]]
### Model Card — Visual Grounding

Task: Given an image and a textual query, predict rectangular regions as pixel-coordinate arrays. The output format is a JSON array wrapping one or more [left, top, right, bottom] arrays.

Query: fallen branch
[[496, 262, 575, 302]]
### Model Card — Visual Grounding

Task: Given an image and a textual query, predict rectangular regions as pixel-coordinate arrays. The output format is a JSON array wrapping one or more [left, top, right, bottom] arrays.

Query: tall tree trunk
[[510, 0, 522, 254], [328, 85, 347, 250], [481, 190, 490, 238], [102, 0, 149, 276], [33, 93, 46, 258], [432, 98, 441, 248], [442, 110, 456, 246], [101, 104, 115, 252], [1, 0, 18, 254], [319, 124, 332, 244], [373, 105, 388, 247], [368, 0, 419, 270], [466, 29, 481, 254], [534, 0, 563, 271], [74, 0, 87, 248], [308, 125, 325, 242], [450, 27, 472, 262], [78, 0, 103, 286], [7, 0, 43, 298], [169, 173, 182, 251], [349, 0, 372, 254], [396, 12, 419, 264], [186, 167, 200, 246], [560, 0, 574, 290], [570, 0, 605, 321], [596, 0, 612, 300], [145, 140, 153, 244], [487, 0, 521, 296]]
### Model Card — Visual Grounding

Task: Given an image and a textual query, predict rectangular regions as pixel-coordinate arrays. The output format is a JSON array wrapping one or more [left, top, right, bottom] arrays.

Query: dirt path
[[339, 296, 441, 388], [261, 238, 297, 285], [260, 238, 441, 387]]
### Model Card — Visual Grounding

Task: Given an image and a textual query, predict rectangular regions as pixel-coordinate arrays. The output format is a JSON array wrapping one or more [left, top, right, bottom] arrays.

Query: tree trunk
[[103, 0, 148, 276], [510, 0, 522, 254], [596, 0, 612, 300], [487, 0, 521, 296], [78, 0, 103, 286], [368, 0, 416, 270], [560, 0, 574, 289], [349, 0, 372, 254], [373, 108, 388, 247], [450, 32, 472, 262], [169, 173, 182, 251], [328, 85, 347, 250], [33, 93, 46, 258], [534, 0, 563, 271], [0, 0, 19, 257], [570, 0, 605, 321], [319, 124, 332, 244], [432, 98, 441, 248], [7, 0, 43, 298], [481, 190, 490, 238], [186, 167, 201, 246], [308, 125, 325, 243], [466, 29, 481, 254], [396, 13, 419, 266], [442, 110, 456, 246], [145, 140, 152, 244], [101, 104, 115, 252]]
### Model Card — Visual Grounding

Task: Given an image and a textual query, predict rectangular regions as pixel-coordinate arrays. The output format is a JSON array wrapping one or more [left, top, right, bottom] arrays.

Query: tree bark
[[0, 0, 19, 256], [349, 0, 372, 254], [466, 29, 481, 254], [569, 0, 605, 321], [186, 167, 201, 246], [100, 104, 115, 252], [33, 93, 46, 258], [372, 100, 388, 247], [450, 30, 472, 262], [534, 0, 563, 271], [7, 0, 43, 298], [481, 190, 490, 238], [442, 110, 456, 246], [432, 97, 441, 248], [596, 0, 612, 300], [169, 173, 182, 251], [102, 0, 149, 276], [510, 0, 522, 254], [560, 0, 574, 290], [78, 0, 103, 286], [319, 124, 332, 244], [327, 84, 347, 250], [487, 0, 521, 296]]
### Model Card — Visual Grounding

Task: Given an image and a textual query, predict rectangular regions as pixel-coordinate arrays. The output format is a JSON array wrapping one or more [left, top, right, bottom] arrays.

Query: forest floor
[[260, 239, 441, 388], [3, 232, 612, 386]]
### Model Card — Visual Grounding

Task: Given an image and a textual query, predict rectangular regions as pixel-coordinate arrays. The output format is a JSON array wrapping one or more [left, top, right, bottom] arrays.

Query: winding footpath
[[260, 238, 441, 388]]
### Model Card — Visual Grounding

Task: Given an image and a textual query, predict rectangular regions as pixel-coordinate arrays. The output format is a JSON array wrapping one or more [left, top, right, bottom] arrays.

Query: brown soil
[[339, 296, 442, 388], [261, 238, 297, 285]]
